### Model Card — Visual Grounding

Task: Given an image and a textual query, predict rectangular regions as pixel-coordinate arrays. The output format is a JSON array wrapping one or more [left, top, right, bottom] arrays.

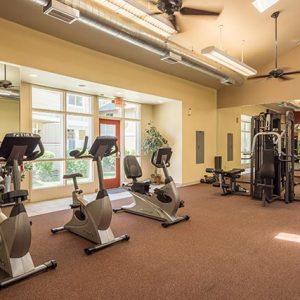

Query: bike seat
[[63, 173, 83, 179]]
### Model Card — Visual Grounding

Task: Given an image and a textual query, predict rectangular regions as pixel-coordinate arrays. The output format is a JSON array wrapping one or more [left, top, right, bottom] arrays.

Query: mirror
[[0, 62, 20, 140], [217, 101, 300, 171]]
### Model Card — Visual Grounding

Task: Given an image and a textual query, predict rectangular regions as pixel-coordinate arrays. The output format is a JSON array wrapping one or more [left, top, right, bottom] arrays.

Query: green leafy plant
[[143, 123, 168, 155], [67, 160, 89, 178], [33, 151, 56, 182], [142, 123, 168, 178], [21, 162, 33, 181]]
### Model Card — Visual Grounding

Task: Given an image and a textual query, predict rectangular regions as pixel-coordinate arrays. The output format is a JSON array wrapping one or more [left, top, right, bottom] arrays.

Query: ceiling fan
[[147, 0, 221, 29], [0, 64, 18, 89], [249, 11, 300, 81]]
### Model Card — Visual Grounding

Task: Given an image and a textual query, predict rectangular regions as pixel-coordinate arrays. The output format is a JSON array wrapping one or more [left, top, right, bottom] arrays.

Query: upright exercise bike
[[0, 133, 57, 289], [114, 147, 190, 227], [51, 136, 129, 255]]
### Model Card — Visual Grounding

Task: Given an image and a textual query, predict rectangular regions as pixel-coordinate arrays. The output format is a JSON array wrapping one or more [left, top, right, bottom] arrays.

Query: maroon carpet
[[1, 184, 300, 299]]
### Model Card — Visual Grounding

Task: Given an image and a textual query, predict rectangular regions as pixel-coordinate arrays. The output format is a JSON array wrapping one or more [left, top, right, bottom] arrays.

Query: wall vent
[[43, 0, 80, 24], [161, 52, 182, 64]]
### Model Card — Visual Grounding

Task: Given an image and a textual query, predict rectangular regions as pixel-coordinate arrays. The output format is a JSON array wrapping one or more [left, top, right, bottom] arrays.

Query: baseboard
[[176, 181, 200, 188]]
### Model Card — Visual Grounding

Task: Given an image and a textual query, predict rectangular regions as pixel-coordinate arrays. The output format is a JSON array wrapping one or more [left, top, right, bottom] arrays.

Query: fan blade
[[180, 7, 220, 16], [248, 74, 270, 80], [282, 70, 300, 76], [278, 76, 292, 80], [169, 15, 177, 29], [149, 12, 164, 15]]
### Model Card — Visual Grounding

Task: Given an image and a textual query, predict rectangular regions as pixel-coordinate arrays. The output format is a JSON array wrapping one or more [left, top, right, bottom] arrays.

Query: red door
[[99, 119, 121, 189]]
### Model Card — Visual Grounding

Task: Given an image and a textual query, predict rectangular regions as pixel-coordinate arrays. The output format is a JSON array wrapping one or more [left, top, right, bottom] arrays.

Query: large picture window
[[31, 86, 93, 189]]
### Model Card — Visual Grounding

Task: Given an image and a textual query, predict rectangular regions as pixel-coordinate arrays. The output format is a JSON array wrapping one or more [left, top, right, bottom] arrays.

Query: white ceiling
[[21, 66, 175, 104]]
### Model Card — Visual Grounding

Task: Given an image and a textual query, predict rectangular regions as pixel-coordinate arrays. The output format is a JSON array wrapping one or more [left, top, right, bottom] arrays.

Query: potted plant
[[142, 123, 168, 184]]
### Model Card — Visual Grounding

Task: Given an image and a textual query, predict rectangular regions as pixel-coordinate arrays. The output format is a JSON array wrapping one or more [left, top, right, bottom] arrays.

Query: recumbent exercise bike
[[114, 147, 190, 227]]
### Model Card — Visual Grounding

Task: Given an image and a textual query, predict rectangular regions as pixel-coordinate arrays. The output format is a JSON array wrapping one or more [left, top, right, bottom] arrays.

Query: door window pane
[[100, 123, 116, 136], [67, 115, 92, 156], [66, 160, 92, 183], [67, 93, 92, 114], [32, 161, 64, 189], [32, 111, 64, 159], [99, 99, 122, 117], [32, 87, 63, 111], [102, 156, 116, 179], [125, 120, 140, 155], [125, 102, 140, 119]]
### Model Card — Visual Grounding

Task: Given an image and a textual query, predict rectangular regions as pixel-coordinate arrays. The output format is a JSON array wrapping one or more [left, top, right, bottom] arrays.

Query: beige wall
[[140, 103, 154, 181], [182, 90, 217, 185], [218, 46, 300, 108], [0, 18, 217, 187], [0, 98, 20, 140], [153, 101, 182, 184], [217, 105, 266, 170]]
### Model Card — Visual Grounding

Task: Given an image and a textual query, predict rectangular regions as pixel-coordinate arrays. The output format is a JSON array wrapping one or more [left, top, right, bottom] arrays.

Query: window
[[98, 98, 142, 181], [32, 88, 63, 111], [241, 115, 252, 165], [31, 87, 94, 189], [67, 93, 91, 114], [125, 120, 140, 155], [66, 115, 92, 156], [99, 98, 122, 117], [32, 111, 64, 159], [125, 102, 140, 119]]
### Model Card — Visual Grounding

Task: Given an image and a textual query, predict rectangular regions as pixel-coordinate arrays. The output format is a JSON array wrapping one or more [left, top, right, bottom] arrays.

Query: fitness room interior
[[1, 0, 300, 299]]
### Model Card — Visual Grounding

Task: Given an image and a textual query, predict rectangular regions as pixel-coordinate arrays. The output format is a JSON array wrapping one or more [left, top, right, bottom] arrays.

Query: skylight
[[252, 0, 279, 13]]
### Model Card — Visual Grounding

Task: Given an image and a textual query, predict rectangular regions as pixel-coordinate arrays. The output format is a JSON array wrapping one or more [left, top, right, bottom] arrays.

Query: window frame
[[31, 85, 94, 190], [241, 114, 252, 165]]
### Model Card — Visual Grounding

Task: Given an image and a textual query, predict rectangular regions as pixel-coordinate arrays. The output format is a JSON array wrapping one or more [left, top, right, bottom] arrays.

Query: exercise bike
[[0, 133, 57, 289], [114, 147, 190, 227], [51, 136, 129, 255]]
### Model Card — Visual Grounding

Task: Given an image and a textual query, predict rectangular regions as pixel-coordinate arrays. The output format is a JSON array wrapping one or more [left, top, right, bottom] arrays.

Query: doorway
[[99, 119, 121, 189]]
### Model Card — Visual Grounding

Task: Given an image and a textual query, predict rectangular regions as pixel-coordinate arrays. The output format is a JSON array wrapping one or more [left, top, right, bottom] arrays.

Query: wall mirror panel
[[0, 62, 20, 141]]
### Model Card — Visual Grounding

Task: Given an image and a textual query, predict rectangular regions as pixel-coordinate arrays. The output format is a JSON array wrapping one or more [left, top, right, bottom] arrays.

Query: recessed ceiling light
[[29, 74, 38, 78], [78, 84, 86, 87], [116, 92, 123, 96], [252, 0, 279, 13], [157, 100, 164, 103]]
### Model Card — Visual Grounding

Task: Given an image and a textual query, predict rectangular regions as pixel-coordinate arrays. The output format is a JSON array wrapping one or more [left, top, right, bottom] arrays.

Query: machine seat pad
[[260, 163, 275, 179], [124, 155, 142, 179], [132, 181, 150, 194], [228, 168, 245, 175], [63, 173, 83, 179], [1, 190, 28, 203]]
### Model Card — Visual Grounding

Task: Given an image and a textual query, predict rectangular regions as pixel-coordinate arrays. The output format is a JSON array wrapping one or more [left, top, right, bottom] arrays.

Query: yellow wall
[[140, 103, 154, 181], [0, 98, 20, 140], [0, 18, 217, 186], [153, 101, 182, 184], [217, 105, 266, 170], [218, 46, 300, 108]]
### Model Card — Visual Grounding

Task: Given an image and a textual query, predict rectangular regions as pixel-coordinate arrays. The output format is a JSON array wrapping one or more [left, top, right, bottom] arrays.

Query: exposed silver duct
[[32, 0, 236, 84], [0, 88, 20, 99]]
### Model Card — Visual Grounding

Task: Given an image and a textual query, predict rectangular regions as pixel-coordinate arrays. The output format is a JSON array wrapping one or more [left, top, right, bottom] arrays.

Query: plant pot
[[151, 173, 162, 185]]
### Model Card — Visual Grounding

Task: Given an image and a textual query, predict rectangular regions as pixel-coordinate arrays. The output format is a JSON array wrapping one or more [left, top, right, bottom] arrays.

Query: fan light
[[94, 0, 177, 38], [201, 46, 257, 77], [252, 0, 279, 13]]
